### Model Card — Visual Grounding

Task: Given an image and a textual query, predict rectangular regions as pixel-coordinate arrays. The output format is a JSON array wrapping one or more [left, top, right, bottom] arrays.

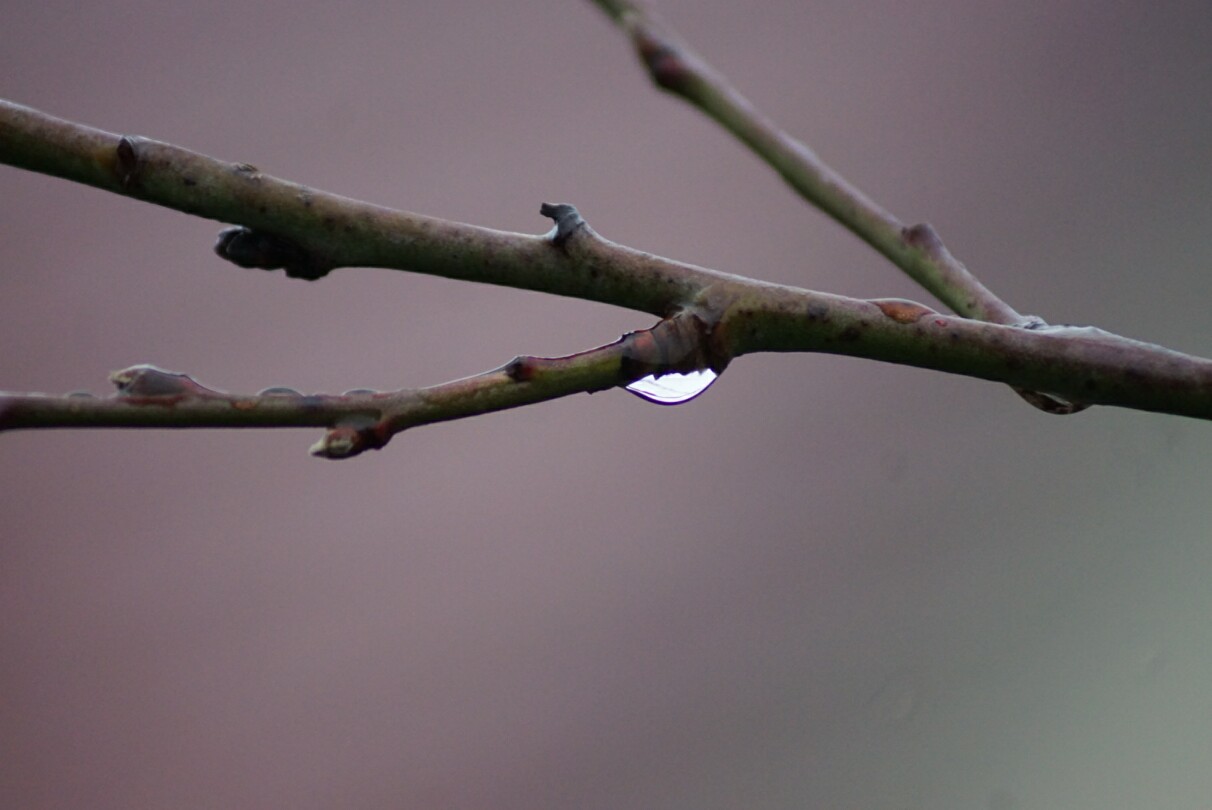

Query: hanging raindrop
[[625, 369, 718, 405]]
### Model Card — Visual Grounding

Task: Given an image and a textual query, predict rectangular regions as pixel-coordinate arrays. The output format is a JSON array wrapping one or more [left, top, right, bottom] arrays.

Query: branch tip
[[540, 202, 586, 246], [110, 365, 214, 398], [214, 226, 333, 280], [504, 356, 538, 382], [633, 29, 690, 93], [902, 222, 943, 253], [309, 417, 387, 460], [115, 136, 142, 188]]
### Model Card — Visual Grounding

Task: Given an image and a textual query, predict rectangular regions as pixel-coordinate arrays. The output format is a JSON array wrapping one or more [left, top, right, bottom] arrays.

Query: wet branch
[[3, 72, 1212, 457], [0, 313, 717, 459]]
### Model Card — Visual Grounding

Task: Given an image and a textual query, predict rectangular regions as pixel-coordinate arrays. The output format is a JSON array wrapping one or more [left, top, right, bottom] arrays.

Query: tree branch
[[0, 100, 711, 317], [3, 91, 1212, 458], [587, 0, 1100, 415], [588, 0, 1022, 327], [0, 313, 718, 459]]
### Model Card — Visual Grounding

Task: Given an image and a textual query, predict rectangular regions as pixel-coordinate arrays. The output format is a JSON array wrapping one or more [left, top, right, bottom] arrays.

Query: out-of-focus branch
[[588, 0, 1023, 327]]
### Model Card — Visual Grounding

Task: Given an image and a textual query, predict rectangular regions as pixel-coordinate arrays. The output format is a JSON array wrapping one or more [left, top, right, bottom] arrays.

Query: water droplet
[[625, 369, 718, 405]]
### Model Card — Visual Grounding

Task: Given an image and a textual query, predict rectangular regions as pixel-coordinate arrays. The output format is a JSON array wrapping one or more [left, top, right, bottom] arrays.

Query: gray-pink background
[[4, 2, 1212, 808]]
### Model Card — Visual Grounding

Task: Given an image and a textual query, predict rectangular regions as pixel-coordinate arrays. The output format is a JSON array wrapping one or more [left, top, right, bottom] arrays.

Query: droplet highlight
[[625, 369, 718, 405]]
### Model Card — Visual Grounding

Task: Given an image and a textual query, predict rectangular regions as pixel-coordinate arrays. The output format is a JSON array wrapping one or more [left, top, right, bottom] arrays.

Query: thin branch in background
[[589, 0, 1022, 326]]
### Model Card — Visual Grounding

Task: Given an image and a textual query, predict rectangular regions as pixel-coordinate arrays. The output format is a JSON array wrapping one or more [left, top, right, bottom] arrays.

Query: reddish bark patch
[[872, 298, 936, 324]]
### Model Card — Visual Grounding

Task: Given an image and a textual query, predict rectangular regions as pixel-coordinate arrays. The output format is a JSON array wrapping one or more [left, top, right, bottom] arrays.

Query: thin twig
[[0, 313, 716, 459], [588, 0, 1023, 326]]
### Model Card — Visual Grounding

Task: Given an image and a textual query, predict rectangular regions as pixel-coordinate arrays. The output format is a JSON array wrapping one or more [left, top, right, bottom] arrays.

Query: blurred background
[[3, 1, 1212, 808]]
